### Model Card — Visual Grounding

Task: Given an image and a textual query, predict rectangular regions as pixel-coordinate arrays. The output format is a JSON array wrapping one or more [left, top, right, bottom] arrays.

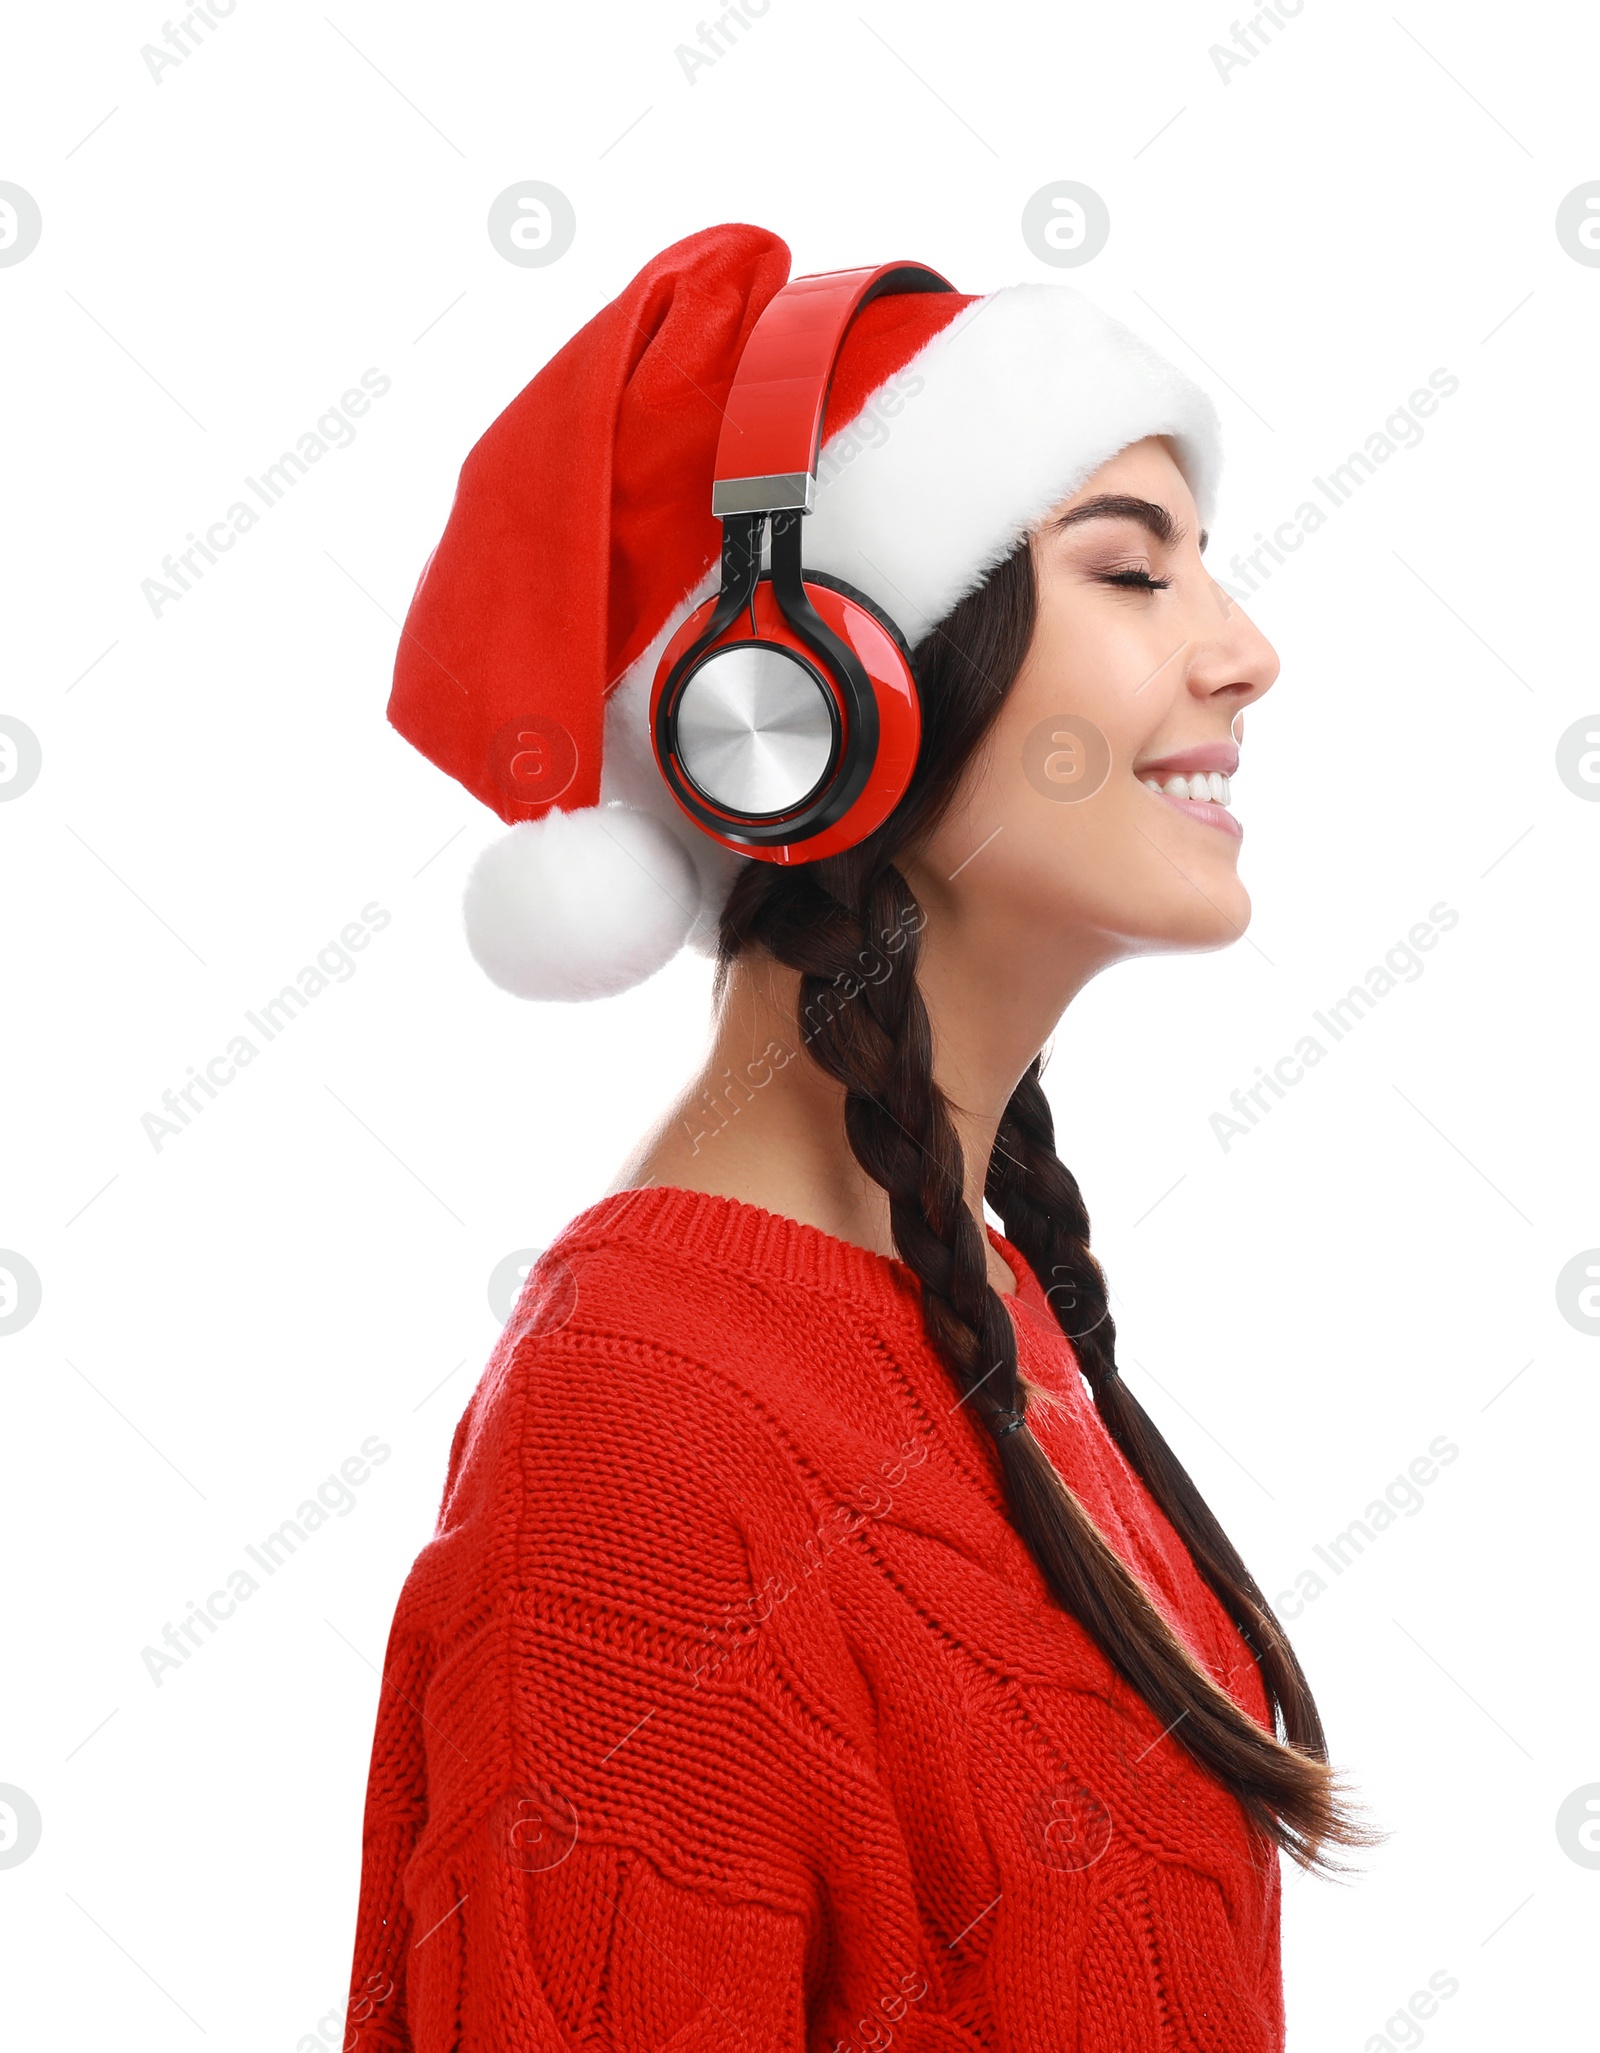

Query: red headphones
[[650, 262, 953, 865]]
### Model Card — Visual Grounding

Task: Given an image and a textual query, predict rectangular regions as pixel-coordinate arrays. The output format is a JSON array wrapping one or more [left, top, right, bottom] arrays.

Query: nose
[[1187, 578, 1280, 717]]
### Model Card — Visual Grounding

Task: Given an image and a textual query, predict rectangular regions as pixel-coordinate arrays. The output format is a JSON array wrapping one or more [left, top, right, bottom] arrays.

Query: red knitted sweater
[[347, 1185, 1284, 2051]]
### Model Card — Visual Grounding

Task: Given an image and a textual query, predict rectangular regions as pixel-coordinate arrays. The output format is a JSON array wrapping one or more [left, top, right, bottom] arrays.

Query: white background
[[2, 1, 1596, 2046]]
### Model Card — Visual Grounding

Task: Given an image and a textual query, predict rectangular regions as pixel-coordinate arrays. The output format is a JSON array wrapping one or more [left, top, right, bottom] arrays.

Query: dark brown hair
[[717, 542, 1369, 1870]]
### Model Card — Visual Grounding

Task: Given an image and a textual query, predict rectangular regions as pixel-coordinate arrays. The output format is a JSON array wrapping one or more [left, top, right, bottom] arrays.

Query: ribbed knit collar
[[552, 1182, 1056, 1328]]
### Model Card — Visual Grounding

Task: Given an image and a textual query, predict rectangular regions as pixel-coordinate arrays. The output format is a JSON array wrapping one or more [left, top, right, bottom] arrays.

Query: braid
[[727, 860, 1019, 1431], [715, 539, 1368, 1870], [988, 1062, 1330, 1761]]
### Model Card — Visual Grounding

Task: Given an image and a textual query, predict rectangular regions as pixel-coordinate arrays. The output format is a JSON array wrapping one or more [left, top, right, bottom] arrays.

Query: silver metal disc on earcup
[[673, 642, 837, 817]]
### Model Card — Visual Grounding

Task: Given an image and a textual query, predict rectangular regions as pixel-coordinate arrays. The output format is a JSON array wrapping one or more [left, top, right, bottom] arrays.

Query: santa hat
[[388, 223, 1222, 1001]]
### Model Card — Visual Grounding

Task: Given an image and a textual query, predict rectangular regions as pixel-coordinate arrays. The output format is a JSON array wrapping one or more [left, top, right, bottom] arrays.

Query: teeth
[[1144, 772, 1232, 805]]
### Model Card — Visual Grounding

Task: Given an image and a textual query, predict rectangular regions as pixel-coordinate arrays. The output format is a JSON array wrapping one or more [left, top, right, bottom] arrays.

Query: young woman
[[348, 224, 1365, 2051]]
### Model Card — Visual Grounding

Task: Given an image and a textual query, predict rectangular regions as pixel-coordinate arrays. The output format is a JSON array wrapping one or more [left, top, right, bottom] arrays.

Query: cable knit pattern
[[347, 1185, 1284, 2052]]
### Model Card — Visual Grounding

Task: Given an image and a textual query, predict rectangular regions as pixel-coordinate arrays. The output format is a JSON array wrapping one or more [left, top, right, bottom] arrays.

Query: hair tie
[[992, 1409, 1026, 1438]]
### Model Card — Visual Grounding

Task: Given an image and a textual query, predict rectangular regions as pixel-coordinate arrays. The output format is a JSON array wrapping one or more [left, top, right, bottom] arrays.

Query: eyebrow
[[1052, 493, 1207, 554]]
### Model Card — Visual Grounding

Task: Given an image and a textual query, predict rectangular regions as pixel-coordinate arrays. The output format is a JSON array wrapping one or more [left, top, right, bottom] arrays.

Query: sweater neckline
[[553, 1182, 1053, 1322]]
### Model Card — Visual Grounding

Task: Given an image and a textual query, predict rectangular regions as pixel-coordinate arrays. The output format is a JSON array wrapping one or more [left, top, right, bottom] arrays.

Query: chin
[[1183, 883, 1252, 951], [1120, 883, 1253, 956]]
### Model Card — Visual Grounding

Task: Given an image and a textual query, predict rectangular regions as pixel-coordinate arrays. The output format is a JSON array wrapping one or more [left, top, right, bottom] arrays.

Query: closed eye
[[1098, 569, 1171, 591]]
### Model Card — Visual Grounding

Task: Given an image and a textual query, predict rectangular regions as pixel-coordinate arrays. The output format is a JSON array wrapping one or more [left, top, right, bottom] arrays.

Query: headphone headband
[[710, 261, 953, 518], [653, 256, 948, 866]]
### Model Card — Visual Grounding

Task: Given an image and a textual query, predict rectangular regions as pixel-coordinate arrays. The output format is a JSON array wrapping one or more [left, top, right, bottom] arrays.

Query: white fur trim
[[802, 283, 1223, 644], [463, 803, 700, 1001]]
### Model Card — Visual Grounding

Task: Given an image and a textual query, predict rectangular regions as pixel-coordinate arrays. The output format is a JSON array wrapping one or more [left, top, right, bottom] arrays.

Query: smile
[[1136, 757, 1244, 842], [1144, 771, 1231, 805]]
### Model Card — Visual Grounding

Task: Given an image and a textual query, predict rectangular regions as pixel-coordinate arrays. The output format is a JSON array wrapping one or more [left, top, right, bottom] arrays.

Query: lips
[[1133, 740, 1243, 842], [1133, 741, 1240, 780]]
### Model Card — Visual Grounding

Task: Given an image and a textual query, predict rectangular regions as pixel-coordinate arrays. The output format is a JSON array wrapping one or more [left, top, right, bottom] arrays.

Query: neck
[[612, 866, 1113, 1289]]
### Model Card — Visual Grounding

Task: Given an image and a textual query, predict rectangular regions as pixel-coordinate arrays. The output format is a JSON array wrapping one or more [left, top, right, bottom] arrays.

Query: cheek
[[930, 721, 1248, 951], [1002, 603, 1174, 785], [981, 770, 1149, 909], [947, 620, 1152, 880]]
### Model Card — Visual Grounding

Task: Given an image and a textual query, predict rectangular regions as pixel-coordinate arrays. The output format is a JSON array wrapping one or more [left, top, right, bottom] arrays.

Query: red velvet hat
[[388, 223, 1222, 1000]]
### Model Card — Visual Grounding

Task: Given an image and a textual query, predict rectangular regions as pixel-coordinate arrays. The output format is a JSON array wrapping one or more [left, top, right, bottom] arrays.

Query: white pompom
[[463, 804, 701, 1001]]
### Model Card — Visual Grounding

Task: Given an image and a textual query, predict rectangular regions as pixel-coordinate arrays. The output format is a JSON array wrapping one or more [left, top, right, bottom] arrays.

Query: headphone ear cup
[[651, 575, 921, 864], [797, 568, 918, 670]]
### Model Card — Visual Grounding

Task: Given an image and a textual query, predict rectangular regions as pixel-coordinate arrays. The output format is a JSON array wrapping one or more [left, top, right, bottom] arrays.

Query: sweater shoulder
[[407, 1211, 900, 1648]]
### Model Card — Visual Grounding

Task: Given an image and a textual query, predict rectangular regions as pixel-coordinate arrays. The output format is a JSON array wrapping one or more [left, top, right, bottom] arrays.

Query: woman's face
[[907, 435, 1279, 975]]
